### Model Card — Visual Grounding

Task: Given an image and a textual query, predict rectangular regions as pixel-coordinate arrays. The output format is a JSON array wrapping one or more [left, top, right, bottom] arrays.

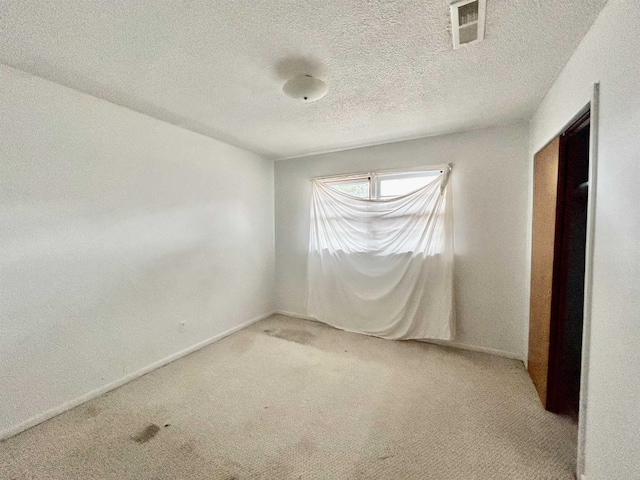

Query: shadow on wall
[[274, 56, 327, 81]]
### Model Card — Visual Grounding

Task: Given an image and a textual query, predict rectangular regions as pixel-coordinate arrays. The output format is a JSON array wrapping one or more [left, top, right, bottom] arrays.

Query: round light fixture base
[[283, 74, 328, 102]]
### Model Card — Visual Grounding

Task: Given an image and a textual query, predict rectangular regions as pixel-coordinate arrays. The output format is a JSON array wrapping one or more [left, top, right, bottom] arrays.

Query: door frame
[[575, 83, 599, 480], [527, 83, 599, 479]]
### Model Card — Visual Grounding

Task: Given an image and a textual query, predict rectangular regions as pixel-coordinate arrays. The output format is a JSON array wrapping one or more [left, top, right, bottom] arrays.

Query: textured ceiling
[[0, 0, 608, 159]]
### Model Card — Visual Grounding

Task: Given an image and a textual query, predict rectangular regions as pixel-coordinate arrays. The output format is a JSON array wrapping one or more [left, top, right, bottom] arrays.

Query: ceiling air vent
[[450, 0, 486, 50]]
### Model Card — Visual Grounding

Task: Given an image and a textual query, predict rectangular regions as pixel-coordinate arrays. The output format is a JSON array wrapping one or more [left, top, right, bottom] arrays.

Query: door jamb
[[527, 83, 599, 479], [576, 82, 599, 479]]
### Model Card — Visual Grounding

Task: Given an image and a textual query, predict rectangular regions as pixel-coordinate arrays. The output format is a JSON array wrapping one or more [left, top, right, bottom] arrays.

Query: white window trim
[[316, 166, 446, 201]]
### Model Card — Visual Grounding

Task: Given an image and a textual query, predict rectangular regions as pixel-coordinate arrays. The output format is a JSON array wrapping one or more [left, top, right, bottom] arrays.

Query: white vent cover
[[450, 0, 486, 49]]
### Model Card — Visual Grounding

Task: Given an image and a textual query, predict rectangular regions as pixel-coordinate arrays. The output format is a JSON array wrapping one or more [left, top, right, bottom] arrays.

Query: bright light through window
[[378, 174, 439, 199], [326, 179, 370, 199], [324, 170, 441, 200]]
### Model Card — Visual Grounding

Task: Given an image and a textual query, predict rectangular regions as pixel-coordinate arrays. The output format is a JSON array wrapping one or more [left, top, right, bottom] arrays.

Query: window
[[317, 169, 448, 255], [324, 176, 370, 199], [308, 166, 454, 340], [375, 171, 441, 199], [322, 169, 441, 200]]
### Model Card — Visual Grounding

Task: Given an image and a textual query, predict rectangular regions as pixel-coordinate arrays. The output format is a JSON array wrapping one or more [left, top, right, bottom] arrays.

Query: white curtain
[[307, 167, 454, 340]]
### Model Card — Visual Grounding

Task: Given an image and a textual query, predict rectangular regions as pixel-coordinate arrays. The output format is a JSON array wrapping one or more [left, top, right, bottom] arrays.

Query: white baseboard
[[274, 309, 319, 322], [274, 310, 524, 361], [0, 310, 275, 442], [422, 338, 524, 362]]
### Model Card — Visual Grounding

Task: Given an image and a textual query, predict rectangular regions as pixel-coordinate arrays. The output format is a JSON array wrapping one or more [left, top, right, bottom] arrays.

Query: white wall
[[0, 65, 275, 437], [529, 1, 640, 478], [275, 123, 530, 358]]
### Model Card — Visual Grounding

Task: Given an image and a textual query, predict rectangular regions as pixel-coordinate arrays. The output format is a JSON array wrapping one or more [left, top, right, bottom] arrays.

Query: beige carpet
[[0, 314, 577, 479]]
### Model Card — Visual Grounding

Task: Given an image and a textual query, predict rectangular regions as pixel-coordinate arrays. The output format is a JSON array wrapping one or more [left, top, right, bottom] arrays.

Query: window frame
[[319, 167, 444, 201], [322, 174, 372, 199]]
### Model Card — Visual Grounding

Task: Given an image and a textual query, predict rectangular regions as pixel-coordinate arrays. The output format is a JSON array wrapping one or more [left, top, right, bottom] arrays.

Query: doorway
[[528, 107, 590, 418]]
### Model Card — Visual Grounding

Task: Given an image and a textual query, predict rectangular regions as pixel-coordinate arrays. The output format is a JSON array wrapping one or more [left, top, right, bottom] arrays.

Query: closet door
[[528, 136, 561, 407]]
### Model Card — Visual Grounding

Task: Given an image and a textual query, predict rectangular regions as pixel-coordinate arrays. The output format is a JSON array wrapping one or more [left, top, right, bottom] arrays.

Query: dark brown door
[[528, 137, 561, 408]]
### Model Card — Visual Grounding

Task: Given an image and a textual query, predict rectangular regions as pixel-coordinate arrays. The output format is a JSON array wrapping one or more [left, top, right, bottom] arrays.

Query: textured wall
[[0, 65, 275, 437], [275, 123, 530, 358], [529, 1, 640, 477]]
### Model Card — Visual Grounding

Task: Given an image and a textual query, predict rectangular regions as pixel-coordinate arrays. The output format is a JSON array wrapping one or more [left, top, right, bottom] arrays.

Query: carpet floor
[[0, 314, 577, 479]]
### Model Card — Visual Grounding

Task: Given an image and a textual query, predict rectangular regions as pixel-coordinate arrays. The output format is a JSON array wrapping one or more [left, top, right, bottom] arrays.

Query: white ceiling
[[0, 0, 608, 159]]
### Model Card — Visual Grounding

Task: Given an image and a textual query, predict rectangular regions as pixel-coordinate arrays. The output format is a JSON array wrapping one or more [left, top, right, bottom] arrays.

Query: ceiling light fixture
[[282, 74, 328, 102]]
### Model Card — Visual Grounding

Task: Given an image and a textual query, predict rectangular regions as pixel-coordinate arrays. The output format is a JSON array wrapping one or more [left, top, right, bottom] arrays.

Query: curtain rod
[[312, 163, 453, 182]]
